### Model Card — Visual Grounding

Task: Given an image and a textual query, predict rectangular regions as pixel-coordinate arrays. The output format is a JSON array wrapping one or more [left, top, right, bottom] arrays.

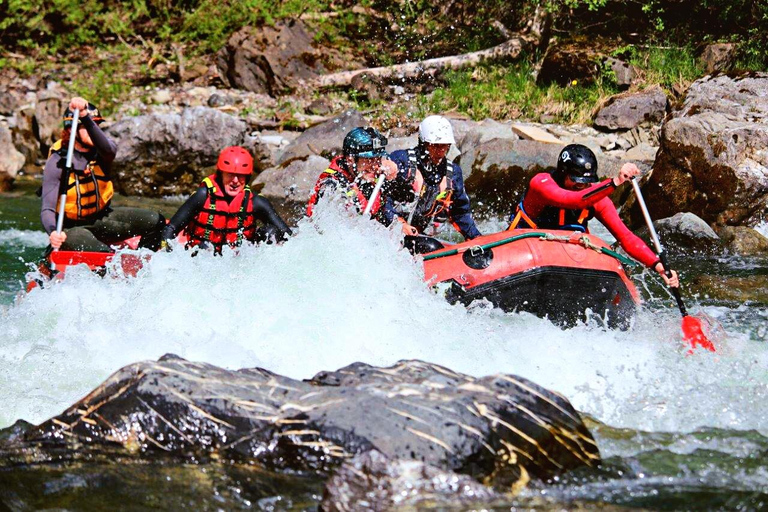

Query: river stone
[[537, 44, 601, 86], [107, 107, 256, 196], [629, 74, 768, 228], [17, 356, 599, 487], [0, 122, 24, 191], [34, 90, 66, 152], [594, 86, 668, 131], [453, 118, 519, 153], [636, 212, 720, 254], [216, 21, 326, 96], [459, 139, 621, 213], [321, 449, 502, 511], [604, 57, 638, 90], [276, 109, 367, 165], [717, 226, 768, 255], [254, 155, 330, 201], [700, 43, 738, 74]]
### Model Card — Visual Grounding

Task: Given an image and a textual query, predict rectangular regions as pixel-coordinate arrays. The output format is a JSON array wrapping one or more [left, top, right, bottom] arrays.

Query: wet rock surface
[[717, 226, 768, 256], [631, 74, 768, 228], [254, 154, 330, 201], [321, 449, 502, 511], [1, 356, 600, 494], [276, 109, 367, 165], [635, 212, 721, 254]]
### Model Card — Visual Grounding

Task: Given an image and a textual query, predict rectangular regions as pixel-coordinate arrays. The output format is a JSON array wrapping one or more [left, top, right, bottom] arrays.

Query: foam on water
[[0, 229, 49, 248], [1, 202, 766, 434]]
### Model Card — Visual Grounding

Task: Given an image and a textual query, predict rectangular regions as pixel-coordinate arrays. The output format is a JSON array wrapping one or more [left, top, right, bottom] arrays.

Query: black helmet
[[343, 127, 388, 158], [63, 103, 103, 128], [556, 144, 598, 184]]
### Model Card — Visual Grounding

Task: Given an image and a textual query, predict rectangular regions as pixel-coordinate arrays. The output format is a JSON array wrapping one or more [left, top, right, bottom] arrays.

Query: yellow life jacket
[[50, 139, 114, 220]]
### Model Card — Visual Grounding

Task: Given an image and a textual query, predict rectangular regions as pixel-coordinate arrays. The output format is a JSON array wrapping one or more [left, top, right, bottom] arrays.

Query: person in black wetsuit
[[40, 97, 165, 252], [161, 146, 292, 253]]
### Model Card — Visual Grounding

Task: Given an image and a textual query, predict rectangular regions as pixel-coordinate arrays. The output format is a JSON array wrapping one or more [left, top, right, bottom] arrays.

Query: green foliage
[[414, 60, 617, 125], [70, 52, 134, 115]]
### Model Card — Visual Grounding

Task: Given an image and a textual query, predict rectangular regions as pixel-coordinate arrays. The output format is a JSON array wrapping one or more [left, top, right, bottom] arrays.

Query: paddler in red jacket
[[162, 146, 292, 253], [509, 144, 679, 287], [306, 127, 398, 224]]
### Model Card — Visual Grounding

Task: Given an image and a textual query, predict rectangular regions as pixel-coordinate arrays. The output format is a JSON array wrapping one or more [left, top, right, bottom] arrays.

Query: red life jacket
[[185, 174, 257, 250], [306, 156, 382, 217]]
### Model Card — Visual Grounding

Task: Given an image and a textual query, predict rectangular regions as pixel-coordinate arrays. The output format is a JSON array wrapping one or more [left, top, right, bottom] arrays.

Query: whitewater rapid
[[1, 204, 766, 435]]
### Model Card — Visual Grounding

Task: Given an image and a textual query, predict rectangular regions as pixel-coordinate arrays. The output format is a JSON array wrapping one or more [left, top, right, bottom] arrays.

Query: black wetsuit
[[162, 185, 293, 247]]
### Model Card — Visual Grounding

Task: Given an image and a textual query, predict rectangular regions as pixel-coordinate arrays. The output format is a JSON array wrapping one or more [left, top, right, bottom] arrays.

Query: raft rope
[[422, 231, 639, 268]]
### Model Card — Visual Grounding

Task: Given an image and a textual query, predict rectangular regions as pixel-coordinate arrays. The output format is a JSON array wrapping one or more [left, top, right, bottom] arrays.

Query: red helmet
[[217, 146, 253, 175]]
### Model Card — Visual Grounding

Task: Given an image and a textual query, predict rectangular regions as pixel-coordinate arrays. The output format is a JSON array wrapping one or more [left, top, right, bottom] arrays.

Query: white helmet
[[418, 115, 455, 145]]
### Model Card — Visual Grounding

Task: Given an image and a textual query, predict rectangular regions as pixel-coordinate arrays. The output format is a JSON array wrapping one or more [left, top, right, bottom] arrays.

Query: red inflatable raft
[[422, 229, 641, 329], [25, 236, 148, 292]]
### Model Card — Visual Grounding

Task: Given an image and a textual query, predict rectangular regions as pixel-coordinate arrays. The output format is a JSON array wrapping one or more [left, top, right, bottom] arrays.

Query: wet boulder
[[17, 356, 600, 488], [594, 86, 668, 132], [107, 107, 261, 197], [0, 122, 24, 191], [453, 118, 519, 154], [34, 89, 67, 153], [629, 74, 768, 228], [253, 154, 330, 201], [717, 226, 768, 256], [276, 109, 367, 165], [216, 20, 327, 96], [636, 212, 721, 254], [321, 449, 501, 511]]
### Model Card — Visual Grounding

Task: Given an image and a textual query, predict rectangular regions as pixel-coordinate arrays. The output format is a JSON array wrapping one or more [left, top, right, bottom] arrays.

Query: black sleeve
[[252, 195, 293, 241], [80, 115, 117, 171], [162, 187, 208, 241]]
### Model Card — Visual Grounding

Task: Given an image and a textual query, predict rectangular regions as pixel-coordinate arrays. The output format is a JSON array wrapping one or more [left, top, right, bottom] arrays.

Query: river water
[[1, 185, 766, 509]]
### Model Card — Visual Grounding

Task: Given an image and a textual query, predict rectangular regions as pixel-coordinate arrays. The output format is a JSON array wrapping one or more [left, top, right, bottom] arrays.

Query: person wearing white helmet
[[388, 115, 481, 250]]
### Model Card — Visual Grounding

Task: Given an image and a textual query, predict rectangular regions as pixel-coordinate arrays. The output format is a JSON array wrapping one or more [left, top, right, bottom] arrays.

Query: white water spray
[[0, 203, 766, 435]]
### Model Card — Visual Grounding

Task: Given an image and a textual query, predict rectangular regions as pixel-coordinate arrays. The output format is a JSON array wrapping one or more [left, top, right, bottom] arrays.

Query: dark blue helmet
[[343, 127, 388, 158], [556, 144, 598, 184], [63, 103, 103, 128]]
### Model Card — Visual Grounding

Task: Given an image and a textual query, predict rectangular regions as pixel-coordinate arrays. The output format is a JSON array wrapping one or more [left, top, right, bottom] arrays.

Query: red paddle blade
[[682, 315, 716, 352]]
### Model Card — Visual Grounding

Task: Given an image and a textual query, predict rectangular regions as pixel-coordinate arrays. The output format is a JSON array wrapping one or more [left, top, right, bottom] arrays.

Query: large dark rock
[[107, 107, 259, 197], [630, 74, 768, 228], [460, 139, 621, 213], [276, 109, 367, 165], [594, 86, 668, 131], [0, 122, 24, 191], [537, 44, 602, 87], [10, 356, 599, 489], [216, 21, 326, 96], [321, 449, 502, 511], [699, 43, 738, 75], [717, 226, 768, 255]]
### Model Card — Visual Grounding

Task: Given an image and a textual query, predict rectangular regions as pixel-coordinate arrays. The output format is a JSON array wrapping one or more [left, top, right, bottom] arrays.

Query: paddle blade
[[682, 315, 716, 352]]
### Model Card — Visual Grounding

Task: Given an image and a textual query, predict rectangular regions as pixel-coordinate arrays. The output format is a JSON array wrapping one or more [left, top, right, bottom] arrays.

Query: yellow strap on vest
[[202, 177, 218, 194]]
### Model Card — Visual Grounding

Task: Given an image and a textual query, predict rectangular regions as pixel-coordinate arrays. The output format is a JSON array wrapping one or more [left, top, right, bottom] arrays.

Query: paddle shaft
[[630, 178, 688, 316], [53, 108, 79, 267], [363, 173, 386, 217]]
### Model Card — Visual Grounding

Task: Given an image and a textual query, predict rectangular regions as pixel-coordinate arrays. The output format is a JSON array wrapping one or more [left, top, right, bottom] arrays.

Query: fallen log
[[313, 36, 531, 89]]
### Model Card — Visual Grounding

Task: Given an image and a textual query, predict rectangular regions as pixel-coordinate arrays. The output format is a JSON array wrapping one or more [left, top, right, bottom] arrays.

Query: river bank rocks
[[2, 355, 600, 498], [106, 106, 263, 197], [593, 86, 668, 132], [630, 73, 768, 229], [0, 122, 24, 192], [635, 212, 721, 255]]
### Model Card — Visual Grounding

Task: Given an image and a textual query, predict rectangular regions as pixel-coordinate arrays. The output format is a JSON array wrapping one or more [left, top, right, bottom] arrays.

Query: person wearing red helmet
[[40, 96, 165, 252], [162, 146, 292, 253]]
